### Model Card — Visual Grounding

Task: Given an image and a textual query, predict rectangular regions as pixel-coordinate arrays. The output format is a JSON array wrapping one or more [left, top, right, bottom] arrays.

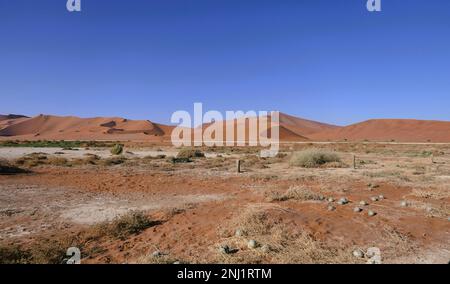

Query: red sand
[[308, 119, 450, 143]]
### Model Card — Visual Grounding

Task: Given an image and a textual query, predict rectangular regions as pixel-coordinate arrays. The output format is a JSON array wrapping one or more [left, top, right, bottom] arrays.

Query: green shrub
[[290, 149, 341, 168], [110, 144, 124, 155]]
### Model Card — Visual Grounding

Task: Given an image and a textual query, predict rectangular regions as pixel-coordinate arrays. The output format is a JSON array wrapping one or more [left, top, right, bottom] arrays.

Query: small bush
[[28, 238, 74, 264], [143, 154, 166, 160], [0, 159, 30, 174], [266, 186, 322, 202], [170, 157, 192, 164], [99, 156, 127, 166], [290, 149, 340, 168], [0, 245, 31, 264], [71, 155, 100, 166], [14, 153, 48, 167], [110, 144, 124, 155], [47, 157, 69, 166], [0, 237, 76, 264], [90, 211, 155, 240], [283, 186, 323, 201], [176, 149, 205, 159]]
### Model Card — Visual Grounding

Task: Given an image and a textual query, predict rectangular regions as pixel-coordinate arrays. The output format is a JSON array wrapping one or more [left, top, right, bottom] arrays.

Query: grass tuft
[[290, 149, 341, 168]]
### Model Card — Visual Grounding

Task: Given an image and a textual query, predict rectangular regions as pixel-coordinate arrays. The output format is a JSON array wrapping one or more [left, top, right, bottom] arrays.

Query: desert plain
[[0, 113, 449, 264]]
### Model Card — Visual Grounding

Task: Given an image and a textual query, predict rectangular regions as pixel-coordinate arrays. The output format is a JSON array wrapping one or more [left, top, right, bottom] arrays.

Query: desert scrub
[[176, 148, 205, 159], [14, 153, 48, 167], [0, 236, 78, 264], [47, 157, 70, 166], [70, 154, 101, 166], [242, 155, 270, 169], [218, 206, 358, 264], [0, 244, 32, 264], [142, 154, 167, 161], [87, 211, 156, 240], [110, 144, 124, 155], [0, 159, 30, 174], [266, 186, 323, 202], [98, 156, 127, 166], [169, 156, 192, 164], [290, 149, 341, 168]]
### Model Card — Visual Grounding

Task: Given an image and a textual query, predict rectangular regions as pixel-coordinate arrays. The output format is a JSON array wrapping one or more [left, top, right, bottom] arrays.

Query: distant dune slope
[[308, 119, 450, 142], [0, 115, 171, 141], [0, 114, 29, 121], [0, 114, 30, 131], [278, 113, 340, 136], [198, 112, 338, 142]]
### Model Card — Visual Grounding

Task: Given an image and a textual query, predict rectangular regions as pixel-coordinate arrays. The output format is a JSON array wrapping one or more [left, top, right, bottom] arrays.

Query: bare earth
[[0, 143, 449, 264]]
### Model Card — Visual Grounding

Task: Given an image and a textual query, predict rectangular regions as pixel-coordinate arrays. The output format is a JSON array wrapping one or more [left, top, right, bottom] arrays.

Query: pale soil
[[0, 143, 449, 264], [0, 147, 221, 160]]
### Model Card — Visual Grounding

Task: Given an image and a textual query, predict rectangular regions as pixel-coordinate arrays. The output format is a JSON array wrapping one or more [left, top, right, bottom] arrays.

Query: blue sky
[[1, 0, 449, 126]]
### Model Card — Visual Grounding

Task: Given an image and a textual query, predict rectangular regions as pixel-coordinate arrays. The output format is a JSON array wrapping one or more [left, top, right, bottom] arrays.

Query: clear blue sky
[[1, 0, 449, 126]]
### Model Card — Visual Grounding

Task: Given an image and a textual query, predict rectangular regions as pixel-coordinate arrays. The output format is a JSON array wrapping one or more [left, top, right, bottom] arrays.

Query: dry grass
[[137, 254, 184, 264], [97, 156, 127, 166], [216, 206, 358, 264], [411, 187, 450, 200], [177, 148, 205, 159], [0, 236, 78, 264], [265, 186, 323, 202], [378, 226, 417, 261], [86, 211, 156, 241], [290, 149, 341, 168], [363, 170, 411, 182], [14, 153, 48, 167], [47, 156, 69, 166]]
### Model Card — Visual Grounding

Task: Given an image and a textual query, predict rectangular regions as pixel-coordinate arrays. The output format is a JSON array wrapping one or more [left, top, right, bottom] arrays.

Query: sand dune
[[0, 115, 29, 132], [198, 112, 336, 143], [0, 115, 172, 141], [308, 119, 450, 142], [0, 114, 28, 121], [2, 113, 449, 143], [278, 112, 340, 136]]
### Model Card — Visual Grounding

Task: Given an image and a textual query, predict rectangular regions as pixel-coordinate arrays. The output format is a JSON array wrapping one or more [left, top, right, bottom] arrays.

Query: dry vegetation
[[289, 149, 343, 168], [216, 206, 358, 264], [0, 211, 156, 264], [265, 186, 323, 202]]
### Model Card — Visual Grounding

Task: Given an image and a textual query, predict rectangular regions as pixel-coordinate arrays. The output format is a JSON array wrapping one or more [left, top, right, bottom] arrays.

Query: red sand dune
[[278, 112, 340, 136], [0, 114, 29, 121], [0, 115, 173, 141], [197, 112, 338, 143], [0, 115, 29, 132], [308, 119, 450, 143], [2, 113, 449, 143]]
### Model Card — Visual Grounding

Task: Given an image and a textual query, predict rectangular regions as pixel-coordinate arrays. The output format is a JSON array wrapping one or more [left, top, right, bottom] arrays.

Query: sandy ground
[[0, 147, 222, 160], [0, 143, 449, 264]]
